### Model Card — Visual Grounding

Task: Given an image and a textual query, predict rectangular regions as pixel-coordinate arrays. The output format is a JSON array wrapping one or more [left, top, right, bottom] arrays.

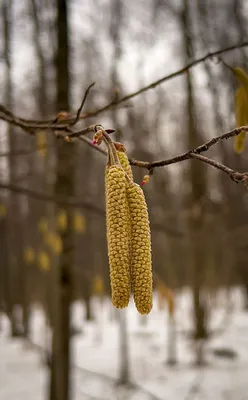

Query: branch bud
[[93, 130, 103, 145], [141, 175, 150, 186]]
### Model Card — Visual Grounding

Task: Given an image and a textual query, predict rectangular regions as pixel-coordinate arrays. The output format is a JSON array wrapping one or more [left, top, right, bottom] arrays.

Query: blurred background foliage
[[1, 0, 248, 399]]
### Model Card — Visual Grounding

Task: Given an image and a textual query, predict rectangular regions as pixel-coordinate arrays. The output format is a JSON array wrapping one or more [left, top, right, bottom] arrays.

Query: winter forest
[[1, 0, 248, 399]]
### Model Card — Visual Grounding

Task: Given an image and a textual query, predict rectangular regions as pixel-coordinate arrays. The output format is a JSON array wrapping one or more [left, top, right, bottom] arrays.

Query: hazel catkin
[[117, 151, 133, 181], [126, 182, 153, 314], [105, 165, 131, 308]]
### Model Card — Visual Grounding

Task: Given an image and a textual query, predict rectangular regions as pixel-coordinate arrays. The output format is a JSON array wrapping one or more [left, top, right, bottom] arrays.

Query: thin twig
[[0, 182, 104, 214], [0, 145, 54, 158], [189, 153, 242, 181], [70, 82, 95, 126], [129, 126, 248, 173], [0, 108, 70, 132], [56, 125, 98, 140], [82, 41, 248, 119]]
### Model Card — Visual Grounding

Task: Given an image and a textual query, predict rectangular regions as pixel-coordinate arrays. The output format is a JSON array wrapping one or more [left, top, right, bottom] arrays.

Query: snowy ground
[[1, 289, 248, 400]]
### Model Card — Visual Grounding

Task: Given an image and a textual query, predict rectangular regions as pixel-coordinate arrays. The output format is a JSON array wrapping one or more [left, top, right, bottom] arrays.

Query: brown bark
[[50, 1, 75, 400], [181, 0, 208, 365]]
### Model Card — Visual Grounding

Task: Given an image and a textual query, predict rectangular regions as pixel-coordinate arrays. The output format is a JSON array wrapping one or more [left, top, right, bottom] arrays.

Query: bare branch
[[0, 181, 104, 214], [1, 95, 248, 183], [83, 41, 248, 119], [78, 136, 107, 155], [0, 42, 248, 187], [0, 41, 247, 132], [0, 146, 51, 158], [70, 82, 95, 126], [129, 126, 248, 181], [0, 105, 71, 132], [189, 153, 242, 181]]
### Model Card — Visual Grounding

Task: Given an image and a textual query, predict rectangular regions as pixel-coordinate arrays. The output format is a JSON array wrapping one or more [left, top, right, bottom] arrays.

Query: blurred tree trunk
[[196, 0, 235, 309], [197, 0, 248, 308], [154, 174, 179, 365], [83, 270, 93, 321], [110, 0, 122, 142], [30, 0, 47, 113], [0, 209, 8, 323], [233, 0, 248, 64], [50, 1, 74, 400], [118, 309, 130, 384], [30, 0, 55, 340], [167, 313, 177, 366], [3, 0, 24, 338], [109, 0, 130, 383], [181, 0, 208, 365]]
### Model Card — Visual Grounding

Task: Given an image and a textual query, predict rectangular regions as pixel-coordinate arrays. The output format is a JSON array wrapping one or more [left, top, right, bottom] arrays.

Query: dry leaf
[[234, 86, 248, 153]]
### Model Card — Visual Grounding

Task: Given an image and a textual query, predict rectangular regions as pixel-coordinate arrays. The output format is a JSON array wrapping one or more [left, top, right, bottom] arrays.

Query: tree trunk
[[50, 1, 74, 400], [167, 314, 177, 366], [3, 0, 25, 338], [84, 282, 93, 321], [181, 0, 208, 365], [118, 310, 130, 385]]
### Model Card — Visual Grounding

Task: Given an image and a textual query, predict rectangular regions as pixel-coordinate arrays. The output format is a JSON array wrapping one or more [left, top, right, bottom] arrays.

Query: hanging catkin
[[126, 182, 153, 314], [105, 165, 131, 308], [117, 151, 133, 181]]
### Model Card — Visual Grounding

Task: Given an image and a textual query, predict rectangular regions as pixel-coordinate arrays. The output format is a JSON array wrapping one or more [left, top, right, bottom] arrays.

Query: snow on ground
[[1, 288, 248, 400]]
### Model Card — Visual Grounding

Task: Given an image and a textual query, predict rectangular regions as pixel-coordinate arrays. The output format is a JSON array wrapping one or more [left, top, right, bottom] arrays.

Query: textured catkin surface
[[105, 165, 131, 308], [117, 151, 133, 181], [127, 182, 153, 314]]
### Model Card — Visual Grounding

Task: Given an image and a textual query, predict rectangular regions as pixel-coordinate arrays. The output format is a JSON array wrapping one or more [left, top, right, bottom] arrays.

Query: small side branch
[[128, 126, 248, 181], [70, 82, 95, 126], [189, 153, 245, 182]]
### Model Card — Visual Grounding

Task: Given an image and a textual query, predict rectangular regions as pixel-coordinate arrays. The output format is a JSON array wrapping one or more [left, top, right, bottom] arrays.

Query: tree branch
[[0, 41, 247, 131], [0, 42, 248, 187], [189, 153, 243, 181], [83, 41, 248, 119], [70, 82, 95, 126], [127, 126, 248, 185], [0, 181, 104, 214], [1, 95, 248, 184]]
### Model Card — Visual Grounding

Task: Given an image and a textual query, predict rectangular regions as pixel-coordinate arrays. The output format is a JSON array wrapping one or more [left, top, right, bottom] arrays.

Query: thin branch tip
[[71, 82, 96, 126]]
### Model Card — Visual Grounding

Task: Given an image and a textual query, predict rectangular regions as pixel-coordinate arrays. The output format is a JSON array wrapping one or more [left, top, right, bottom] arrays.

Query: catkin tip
[[136, 302, 153, 315]]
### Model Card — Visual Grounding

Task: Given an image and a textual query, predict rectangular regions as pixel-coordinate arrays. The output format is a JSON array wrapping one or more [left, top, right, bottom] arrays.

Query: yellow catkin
[[117, 151, 133, 263], [105, 165, 131, 308], [117, 151, 133, 181], [126, 182, 153, 314]]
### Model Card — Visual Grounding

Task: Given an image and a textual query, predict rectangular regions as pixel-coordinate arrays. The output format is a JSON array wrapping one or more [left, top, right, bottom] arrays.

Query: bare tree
[[50, 1, 75, 400], [181, 0, 208, 365]]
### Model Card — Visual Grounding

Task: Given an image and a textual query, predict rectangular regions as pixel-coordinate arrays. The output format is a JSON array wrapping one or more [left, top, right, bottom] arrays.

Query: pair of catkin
[[105, 151, 153, 314]]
